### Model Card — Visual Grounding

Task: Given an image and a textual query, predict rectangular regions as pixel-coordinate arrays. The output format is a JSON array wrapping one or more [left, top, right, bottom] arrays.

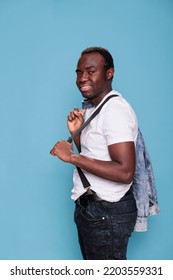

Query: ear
[[106, 67, 114, 80]]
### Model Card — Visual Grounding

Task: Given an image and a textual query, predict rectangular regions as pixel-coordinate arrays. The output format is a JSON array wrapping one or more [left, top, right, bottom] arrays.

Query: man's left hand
[[50, 140, 74, 162]]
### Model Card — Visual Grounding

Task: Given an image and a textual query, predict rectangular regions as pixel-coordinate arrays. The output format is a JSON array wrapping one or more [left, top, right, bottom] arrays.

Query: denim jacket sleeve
[[132, 129, 160, 232]]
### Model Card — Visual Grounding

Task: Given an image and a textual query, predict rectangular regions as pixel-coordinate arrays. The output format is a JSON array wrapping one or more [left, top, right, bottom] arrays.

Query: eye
[[88, 70, 96, 75], [76, 71, 82, 77]]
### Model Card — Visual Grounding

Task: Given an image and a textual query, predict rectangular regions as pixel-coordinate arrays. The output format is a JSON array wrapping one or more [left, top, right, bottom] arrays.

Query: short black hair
[[81, 46, 114, 70]]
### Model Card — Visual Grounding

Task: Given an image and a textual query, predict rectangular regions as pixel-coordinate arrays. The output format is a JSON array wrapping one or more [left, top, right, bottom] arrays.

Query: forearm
[[50, 139, 135, 184], [69, 153, 134, 184]]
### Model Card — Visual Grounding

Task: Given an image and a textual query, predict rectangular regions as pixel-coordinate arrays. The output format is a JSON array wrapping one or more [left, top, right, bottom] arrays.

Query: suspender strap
[[76, 166, 91, 188], [67, 94, 117, 143], [67, 94, 117, 189]]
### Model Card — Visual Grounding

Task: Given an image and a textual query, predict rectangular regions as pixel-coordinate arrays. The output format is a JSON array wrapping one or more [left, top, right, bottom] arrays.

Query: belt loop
[[86, 187, 93, 195]]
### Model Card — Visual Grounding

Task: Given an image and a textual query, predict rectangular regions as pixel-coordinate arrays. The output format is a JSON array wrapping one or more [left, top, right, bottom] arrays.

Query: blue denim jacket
[[132, 129, 160, 232]]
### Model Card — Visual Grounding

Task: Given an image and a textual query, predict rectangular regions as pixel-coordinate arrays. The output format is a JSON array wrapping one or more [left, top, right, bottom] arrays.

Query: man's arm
[[70, 141, 135, 184], [50, 140, 135, 184]]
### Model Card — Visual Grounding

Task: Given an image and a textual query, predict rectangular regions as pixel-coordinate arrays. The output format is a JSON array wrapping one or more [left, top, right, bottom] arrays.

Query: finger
[[79, 109, 86, 117], [73, 108, 82, 116], [56, 139, 66, 144], [71, 108, 80, 117], [75, 109, 86, 122], [50, 148, 55, 155], [73, 108, 79, 112], [73, 108, 86, 118], [68, 111, 77, 121]]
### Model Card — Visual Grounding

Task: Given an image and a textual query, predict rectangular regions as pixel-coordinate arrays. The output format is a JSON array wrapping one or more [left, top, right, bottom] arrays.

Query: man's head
[[81, 47, 114, 71], [76, 47, 114, 104]]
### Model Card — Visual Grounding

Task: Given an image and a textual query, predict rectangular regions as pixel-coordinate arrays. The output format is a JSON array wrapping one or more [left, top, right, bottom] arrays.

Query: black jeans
[[74, 191, 137, 260]]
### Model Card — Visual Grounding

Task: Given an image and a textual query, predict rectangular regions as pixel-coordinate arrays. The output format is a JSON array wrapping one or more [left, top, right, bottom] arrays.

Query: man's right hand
[[67, 108, 86, 134]]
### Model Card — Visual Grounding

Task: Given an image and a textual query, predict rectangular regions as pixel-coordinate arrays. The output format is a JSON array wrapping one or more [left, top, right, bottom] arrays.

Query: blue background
[[0, 0, 172, 260]]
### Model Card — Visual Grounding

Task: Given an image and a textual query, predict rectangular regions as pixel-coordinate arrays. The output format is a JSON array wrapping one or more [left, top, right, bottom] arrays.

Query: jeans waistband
[[75, 191, 102, 207], [75, 187, 133, 207]]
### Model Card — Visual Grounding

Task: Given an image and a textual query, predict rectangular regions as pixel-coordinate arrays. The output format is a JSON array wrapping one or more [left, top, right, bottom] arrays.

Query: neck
[[92, 86, 112, 106]]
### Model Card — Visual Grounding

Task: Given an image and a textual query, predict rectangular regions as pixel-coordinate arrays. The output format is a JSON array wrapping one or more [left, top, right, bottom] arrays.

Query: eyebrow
[[75, 66, 97, 72]]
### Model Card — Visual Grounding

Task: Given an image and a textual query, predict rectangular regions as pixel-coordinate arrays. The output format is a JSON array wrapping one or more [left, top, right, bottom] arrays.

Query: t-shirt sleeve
[[102, 103, 136, 146]]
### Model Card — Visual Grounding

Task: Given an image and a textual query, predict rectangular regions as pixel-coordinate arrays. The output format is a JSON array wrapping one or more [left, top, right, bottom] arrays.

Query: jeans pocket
[[111, 210, 137, 238], [74, 205, 109, 232]]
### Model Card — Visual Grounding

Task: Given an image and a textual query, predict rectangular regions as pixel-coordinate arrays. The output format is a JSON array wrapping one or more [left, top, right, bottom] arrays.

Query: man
[[50, 47, 138, 259]]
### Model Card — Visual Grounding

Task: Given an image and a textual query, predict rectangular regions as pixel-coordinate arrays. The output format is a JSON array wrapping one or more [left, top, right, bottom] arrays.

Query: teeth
[[81, 85, 91, 90]]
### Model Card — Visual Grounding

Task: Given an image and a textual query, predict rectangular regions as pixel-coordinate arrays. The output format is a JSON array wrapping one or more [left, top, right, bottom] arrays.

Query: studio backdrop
[[0, 0, 173, 259]]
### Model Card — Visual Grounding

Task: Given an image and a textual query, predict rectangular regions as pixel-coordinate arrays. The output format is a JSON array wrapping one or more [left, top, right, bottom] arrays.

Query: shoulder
[[102, 91, 136, 117]]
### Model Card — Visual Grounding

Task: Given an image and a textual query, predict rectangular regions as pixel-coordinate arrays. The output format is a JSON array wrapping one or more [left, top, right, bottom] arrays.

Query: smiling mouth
[[80, 85, 92, 91]]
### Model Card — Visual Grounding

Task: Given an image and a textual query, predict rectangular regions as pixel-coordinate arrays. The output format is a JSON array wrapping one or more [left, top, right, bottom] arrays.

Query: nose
[[79, 71, 89, 82]]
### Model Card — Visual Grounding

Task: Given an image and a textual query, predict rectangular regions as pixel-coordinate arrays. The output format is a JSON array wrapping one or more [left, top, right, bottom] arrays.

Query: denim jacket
[[132, 129, 160, 232]]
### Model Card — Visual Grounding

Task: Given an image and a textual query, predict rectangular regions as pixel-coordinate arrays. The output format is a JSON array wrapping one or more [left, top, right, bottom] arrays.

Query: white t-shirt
[[71, 90, 138, 202]]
